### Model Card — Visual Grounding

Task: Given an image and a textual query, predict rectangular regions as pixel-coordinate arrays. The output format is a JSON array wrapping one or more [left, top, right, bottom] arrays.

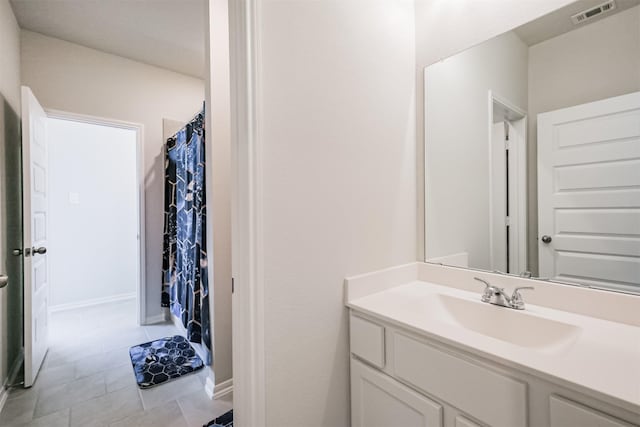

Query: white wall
[[47, 118, 138, 308], [415, 0, 576, 260], [526, 5, 640, 273], [257, 1, 416, 425], [20, 30, 204, 322], [0, 1, 20, 111], [0, 0, 21, 396], [424, 31, 528, 269]]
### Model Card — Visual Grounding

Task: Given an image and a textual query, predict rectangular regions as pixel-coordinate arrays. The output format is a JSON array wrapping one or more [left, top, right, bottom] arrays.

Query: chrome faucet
[[474, 277, 534, 310]]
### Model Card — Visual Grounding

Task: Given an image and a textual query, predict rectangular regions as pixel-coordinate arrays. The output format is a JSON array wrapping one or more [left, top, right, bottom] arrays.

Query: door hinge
[[505, 139, 510, 151], [505, 216, 511, 226], [232, 277, 235, 294]]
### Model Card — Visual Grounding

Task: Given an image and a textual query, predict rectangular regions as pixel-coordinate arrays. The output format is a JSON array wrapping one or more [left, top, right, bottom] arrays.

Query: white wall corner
[[214, 378, 234, 399], [203, 370, 233, 400], [144, 308, 168, 325]]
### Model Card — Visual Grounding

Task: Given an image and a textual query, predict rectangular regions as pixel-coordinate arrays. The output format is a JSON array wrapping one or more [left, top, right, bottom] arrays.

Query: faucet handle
[[511, 286, 534, 309], [474, 277, 493, 302]]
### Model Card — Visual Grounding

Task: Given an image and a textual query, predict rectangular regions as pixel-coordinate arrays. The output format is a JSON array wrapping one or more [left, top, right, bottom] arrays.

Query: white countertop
[[347, 278, 640, 415]]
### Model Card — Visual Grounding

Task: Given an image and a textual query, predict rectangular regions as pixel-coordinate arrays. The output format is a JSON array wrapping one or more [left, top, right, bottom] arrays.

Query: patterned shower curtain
[[161, 105, 211, 363]]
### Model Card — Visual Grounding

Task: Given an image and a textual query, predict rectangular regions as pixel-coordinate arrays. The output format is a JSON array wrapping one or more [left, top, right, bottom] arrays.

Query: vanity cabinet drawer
[[549, 395, 636, 427], [393, 332, 527, 427], [351, 358, 443, 427], [350, 315, 385, 368]]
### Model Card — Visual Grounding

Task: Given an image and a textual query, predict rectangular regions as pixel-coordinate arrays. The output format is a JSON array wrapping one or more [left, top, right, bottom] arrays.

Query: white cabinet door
[[549, 395, 636, 427], [351, 358, 443, 427]]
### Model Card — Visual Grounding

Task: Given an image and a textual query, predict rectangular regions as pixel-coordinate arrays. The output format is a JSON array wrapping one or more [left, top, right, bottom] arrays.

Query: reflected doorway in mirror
[[489, 92, 528, 275]]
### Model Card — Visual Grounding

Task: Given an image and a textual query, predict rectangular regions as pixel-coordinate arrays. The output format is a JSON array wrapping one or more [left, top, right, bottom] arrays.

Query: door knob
[[12, 248, 23, 256], [541, 235, 552, 244], [0, 275, 8, 289], [32, 246, 47, 255]]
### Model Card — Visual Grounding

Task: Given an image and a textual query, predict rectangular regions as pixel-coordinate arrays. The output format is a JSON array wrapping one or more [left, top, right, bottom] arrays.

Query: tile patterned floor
[[0, 300, 232, 427]]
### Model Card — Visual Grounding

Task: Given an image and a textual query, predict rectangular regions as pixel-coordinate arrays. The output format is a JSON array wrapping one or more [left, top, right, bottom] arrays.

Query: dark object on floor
[[129, 335, 204, 389], [204, 409, 233, 427]]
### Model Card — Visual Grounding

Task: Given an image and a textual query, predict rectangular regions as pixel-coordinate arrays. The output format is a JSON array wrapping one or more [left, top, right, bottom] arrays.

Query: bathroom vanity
[[354, 2, 640, 425], [345, 263, 640, 427]]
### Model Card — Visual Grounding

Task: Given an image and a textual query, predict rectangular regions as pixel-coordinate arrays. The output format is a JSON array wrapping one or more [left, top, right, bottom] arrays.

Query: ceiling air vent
[[571, 0, 616, 25]]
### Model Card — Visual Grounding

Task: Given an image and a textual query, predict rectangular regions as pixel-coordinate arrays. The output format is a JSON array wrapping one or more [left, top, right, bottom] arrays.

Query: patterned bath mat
[[129, 335, 204, 389], [204, 409, 233, 427]]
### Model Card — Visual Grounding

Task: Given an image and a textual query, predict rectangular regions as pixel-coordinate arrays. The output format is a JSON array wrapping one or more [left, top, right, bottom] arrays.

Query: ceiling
[[10, 0, 206, 79], [515, 0, 640, 46]]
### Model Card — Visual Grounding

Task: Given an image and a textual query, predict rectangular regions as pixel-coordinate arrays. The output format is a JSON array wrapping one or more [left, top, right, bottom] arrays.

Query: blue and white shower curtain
[[161, 105, 211, 363]]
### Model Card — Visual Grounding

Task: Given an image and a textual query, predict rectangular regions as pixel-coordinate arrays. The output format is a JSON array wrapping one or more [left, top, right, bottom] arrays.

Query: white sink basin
[[423, 293, 582, 351]]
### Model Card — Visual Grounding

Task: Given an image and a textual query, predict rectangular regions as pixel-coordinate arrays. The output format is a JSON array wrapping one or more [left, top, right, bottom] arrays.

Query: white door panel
[[555, 209, 640, 235], [556, 251, 639, 285], [555, 159, 640, 191], [538, 91, 640, 291], [553, 235, 640, 258], [555, 110, 640, 147], [22, 86, 49, 387]]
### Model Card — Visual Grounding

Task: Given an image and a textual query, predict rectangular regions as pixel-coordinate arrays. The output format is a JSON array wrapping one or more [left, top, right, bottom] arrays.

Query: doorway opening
[[45, 111, 145, 345], [488, 92, 528, 275]]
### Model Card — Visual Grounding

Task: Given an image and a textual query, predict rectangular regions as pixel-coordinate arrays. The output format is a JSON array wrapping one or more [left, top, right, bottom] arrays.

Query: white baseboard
[[214, 378, 233, 399], [50, 293, 136, 312], [204, 376, 233, 400], [144, 310, 168, 325]]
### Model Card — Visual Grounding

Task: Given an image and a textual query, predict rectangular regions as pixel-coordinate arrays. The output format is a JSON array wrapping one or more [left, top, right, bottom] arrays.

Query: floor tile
[[177, 391, 233, 427], [109, 400, 187, 427], [44, 338, 104, 369], [104, 363, 137, 393], [6, 382, 40, 402], [142, 323, 180, 341], [33, 372, 106, 418], [0, 392, 38, 425], [138, 374, 204, 411], [14, 408, 70, 427], [69, 385, 143, 427], [195, 367, 212, 386], [33, 360, 76, 390], [1, 302, 219, 427], [100, 328, 149, 352], [74, 346, 132, 380]]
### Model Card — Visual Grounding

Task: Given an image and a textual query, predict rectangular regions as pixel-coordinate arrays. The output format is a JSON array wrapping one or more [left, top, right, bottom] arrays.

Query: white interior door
[[22, 86, 50, 387], [537, 91, 640, 291]]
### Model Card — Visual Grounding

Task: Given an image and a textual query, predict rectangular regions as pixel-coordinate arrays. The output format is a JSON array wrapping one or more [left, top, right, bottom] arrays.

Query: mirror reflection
[[424, 0, 640, 293]]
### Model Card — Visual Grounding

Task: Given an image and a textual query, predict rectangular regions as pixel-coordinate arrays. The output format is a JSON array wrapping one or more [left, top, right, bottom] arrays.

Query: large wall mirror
[[424, 0, 640, 293]]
